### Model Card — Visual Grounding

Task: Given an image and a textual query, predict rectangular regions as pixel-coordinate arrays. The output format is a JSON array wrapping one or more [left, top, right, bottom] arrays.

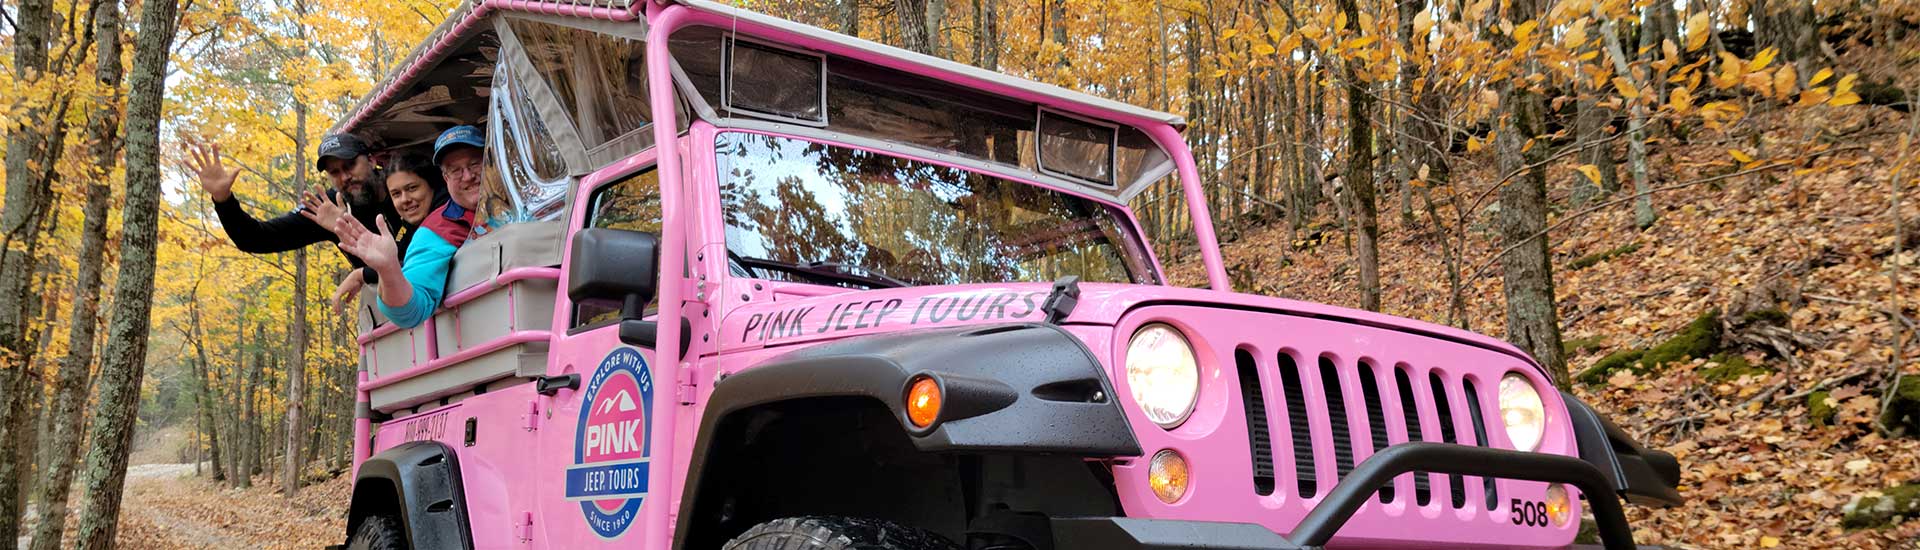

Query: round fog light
[[1544, 484, 1571, 527], [905, 376, 942, 428], [1148, 449, 1190, 504]]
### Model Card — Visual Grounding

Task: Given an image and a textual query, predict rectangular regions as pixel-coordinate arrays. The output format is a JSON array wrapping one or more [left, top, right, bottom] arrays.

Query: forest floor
[[1169, 104, 1920, 548], [15, 462, 347, 550], [112, 466, 347, 549]]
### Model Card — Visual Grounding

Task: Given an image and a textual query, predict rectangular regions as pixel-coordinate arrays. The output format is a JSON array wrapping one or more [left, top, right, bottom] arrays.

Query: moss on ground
[[1574, 517, 1600, 544], [1740, 307, 1791, 327], [1569, 242, 1643, 270], [1563, 335, 1608, 355], [1578, 349, 1647, 385], [1808, 390, 1836, 427], [1842, 483, 1920, 529], [1700, 353, 1772, 383], [1577, 311, 1723, 385], [1880, 375, 1920, 436]]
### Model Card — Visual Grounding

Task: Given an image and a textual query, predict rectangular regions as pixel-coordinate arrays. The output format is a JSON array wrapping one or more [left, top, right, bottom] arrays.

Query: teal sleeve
[[378, 227, 456, 329]]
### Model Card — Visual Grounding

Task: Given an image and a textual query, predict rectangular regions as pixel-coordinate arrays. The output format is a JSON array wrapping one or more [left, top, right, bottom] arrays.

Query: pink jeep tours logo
[[566, 347, 655, 539]]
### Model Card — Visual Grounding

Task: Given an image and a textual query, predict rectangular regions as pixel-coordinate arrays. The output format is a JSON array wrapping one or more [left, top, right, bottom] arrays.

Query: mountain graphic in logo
[[596, 389, 638, 414]]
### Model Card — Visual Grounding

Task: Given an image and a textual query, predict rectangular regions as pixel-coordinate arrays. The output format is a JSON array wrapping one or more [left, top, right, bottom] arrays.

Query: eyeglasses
[[444, 160, 485, 181]]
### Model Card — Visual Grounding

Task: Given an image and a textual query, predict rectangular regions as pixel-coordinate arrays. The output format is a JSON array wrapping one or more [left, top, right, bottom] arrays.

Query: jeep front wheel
[[346, 515, 406, 550], [722, 516, 961, 550]]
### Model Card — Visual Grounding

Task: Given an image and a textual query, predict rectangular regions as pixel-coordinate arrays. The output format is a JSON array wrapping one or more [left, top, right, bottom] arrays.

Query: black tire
[[722, 516, 962, 550], [347, 515, 407, 550]]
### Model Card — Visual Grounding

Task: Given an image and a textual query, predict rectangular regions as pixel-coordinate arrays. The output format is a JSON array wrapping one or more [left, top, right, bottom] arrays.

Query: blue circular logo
[[566, 347, 655, 539]]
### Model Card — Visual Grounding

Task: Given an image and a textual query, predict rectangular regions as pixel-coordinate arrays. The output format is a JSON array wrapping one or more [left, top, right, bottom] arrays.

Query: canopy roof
[[331, 0, 1186, 147]]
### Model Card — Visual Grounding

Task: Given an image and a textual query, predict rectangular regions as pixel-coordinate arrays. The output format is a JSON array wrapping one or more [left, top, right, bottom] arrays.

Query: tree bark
[[1334, 0, 1382, 312], [1049, 0, 1068, 69], [27, 2, 124, 548], [894, 0, 934, 55], [286, 102, 312, 497], [839, 0, 860, 37], [0, 0, 60, 539], [974, 0, 998, 70], [186, 281, 226, 485], [1495, 0, 1570, 387], [72, 0, 180, 546], [1602, 15, 1657, 228]]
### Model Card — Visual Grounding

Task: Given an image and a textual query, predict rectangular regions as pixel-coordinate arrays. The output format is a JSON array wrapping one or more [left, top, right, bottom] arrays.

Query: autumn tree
[[72, 0, 182, 545], [0, 0, 62, 539], [27, 1, 127, 547]]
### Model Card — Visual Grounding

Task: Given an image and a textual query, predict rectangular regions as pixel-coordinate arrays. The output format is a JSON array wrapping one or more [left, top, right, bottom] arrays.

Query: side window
[[572, 169, 663, 330], [507, 18, 654, 154], [489, 64, 571, 222]]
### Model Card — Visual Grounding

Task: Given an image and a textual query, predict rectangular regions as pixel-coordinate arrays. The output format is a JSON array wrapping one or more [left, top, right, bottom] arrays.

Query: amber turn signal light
[[906, 376, 942, 428]]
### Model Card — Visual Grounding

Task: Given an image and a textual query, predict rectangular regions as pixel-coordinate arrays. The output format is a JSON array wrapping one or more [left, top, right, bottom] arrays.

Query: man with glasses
[[188, 133, 402, 275]]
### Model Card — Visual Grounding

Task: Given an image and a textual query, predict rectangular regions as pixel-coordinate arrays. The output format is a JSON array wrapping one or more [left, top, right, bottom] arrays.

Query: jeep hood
[[718, 282, 1543, 370]]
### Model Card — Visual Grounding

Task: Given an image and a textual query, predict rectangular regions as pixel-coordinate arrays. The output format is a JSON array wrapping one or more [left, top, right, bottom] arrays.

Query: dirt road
[[18, 463, 347, 550]]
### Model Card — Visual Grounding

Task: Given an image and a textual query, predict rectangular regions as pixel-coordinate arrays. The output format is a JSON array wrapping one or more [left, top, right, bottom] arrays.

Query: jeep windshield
[[718, 132, 1157, 288]]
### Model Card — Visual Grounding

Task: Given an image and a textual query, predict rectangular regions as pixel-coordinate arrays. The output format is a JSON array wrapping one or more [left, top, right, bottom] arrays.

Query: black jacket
[[212, 188, 401, 280]]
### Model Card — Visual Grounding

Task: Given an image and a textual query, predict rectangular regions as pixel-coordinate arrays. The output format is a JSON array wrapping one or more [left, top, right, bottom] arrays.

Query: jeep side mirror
[[566, 227, 660, 320]]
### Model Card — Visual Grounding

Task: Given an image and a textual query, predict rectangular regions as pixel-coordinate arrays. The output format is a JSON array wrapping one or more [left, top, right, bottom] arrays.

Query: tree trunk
[[839, 0, 860, 37], [27, 2, 124, 547], [1495, 0, 1570, 387], [975, 0, 998, 70], [187, 291, 226, 485], [1050, 0, 1068, 69], [239, 323, 261, 489], [894, 0, 934, 54], [285, 102, 312, 497], [72, 0, 180, 546], [0, 0, 60, 539], [1573, 92, 1620, 199], [1603, 15, 1657, 228], [1334, 0, 1382, 312]]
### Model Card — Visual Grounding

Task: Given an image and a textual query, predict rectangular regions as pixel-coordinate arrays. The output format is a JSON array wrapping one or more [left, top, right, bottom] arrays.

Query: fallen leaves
[[1167, 98, 1920, 548]]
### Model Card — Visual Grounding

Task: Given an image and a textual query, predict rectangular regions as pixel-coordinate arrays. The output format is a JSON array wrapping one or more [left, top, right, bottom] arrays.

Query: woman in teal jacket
[[333, 126, 491, 329]]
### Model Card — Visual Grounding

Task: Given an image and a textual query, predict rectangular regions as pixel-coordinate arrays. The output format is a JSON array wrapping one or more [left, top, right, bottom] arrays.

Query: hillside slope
[[1172, 105, 1919, 548]]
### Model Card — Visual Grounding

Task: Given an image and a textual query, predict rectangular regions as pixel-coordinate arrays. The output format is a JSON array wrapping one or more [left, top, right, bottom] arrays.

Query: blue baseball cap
[[432, 125, 485, 165]]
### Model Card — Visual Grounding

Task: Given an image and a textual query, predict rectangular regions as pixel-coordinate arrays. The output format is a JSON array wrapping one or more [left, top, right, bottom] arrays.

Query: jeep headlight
[[1499, 373, 1546, 452], [1126, 323, 1199, 429]]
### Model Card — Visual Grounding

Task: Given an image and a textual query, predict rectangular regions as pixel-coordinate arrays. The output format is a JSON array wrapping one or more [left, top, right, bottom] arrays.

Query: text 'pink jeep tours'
[[336, 1, 1683, 549]]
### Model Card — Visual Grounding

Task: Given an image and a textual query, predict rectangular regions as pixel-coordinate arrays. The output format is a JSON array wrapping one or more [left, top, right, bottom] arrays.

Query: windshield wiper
[[730, 253, 912, 289]]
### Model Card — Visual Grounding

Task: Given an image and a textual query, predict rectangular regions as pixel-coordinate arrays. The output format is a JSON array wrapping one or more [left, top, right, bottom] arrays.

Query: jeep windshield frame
[[714, 131, 1162, 288]]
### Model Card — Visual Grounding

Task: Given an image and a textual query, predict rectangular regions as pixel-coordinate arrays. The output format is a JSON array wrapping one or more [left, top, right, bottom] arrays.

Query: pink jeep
[[338, 1, 1682, 549]]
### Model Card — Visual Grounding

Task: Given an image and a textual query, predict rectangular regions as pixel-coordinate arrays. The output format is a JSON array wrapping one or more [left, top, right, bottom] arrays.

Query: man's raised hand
[[186, 142, 241, 202], [300, 187, 351, 234]]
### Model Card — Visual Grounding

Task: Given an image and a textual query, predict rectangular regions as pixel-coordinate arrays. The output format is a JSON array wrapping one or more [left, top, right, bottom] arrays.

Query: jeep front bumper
[[1055, 443, 1656, 550]]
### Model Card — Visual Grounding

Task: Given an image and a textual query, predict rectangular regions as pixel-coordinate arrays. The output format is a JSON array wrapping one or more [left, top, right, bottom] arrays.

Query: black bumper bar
[[1055, 443, 1644, 550]]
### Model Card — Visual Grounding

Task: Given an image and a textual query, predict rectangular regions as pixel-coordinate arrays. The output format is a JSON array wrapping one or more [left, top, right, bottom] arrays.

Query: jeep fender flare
[[674, 323, 1141, 547], [347, 441, 474, 550]]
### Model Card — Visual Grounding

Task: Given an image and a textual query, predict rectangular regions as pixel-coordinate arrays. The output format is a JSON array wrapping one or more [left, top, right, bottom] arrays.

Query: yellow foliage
[[1685, 11, 1711, 51], [1810, 68, 1834, 86], [1773, 65, 1798, 98], [1748, 47, 1778, 72], [1669, 87, 1694, 115], [1613, 77, 1641, 99]]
